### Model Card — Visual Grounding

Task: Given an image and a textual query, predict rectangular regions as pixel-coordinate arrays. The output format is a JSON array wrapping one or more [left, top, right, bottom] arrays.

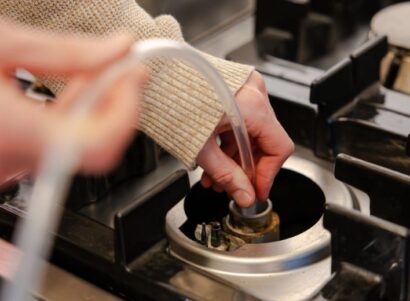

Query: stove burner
[[371, 3, 410, 94], [166, 154, 361, 300], [371, 3, 410, 49]]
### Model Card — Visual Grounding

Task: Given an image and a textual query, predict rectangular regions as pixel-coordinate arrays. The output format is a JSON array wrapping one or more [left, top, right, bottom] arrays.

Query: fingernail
[[232, 190, 252, 207]]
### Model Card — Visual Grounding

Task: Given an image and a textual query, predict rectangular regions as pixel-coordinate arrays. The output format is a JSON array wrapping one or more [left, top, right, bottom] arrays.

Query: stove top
[[1, 1, 410, 300]]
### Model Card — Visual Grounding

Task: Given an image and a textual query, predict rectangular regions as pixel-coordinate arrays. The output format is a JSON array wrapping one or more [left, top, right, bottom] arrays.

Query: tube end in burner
[[223, 199, 280, 244]]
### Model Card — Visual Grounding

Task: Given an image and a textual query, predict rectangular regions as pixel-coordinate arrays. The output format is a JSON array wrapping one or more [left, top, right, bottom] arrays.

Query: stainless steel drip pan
[[166, 150, 369, 300]]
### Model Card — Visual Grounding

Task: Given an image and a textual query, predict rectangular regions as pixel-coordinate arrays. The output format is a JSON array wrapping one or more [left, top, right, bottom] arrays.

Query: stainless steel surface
[[138, 0, 254, 43], [195, 16, 254, 58], [169, 267, 260, 301], [228, 41, 324, 86], [167, 148, 370, 300], [264, 55, 324, 86], [37, 265, 120, 301], [0, 239, 119, 301]]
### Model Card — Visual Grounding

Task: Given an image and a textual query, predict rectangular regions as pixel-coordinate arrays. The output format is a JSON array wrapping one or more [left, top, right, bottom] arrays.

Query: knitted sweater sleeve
[[0, 0, 254, 168]]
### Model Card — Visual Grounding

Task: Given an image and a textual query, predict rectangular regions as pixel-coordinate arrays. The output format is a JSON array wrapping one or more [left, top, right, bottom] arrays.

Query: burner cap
[[371, 3, 410, 50]]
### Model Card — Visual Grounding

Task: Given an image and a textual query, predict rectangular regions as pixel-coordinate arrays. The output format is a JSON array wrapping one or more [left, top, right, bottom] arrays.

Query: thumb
[[197, 136, 255, 207]]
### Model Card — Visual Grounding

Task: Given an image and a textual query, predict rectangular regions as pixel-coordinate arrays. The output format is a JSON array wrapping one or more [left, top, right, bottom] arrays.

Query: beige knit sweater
[[0, 0, 254, 168]]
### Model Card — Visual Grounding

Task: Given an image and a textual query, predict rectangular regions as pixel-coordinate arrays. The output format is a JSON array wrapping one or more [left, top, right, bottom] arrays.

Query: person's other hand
[[197, 71, 294, 208], [0, 21, 147, 187]]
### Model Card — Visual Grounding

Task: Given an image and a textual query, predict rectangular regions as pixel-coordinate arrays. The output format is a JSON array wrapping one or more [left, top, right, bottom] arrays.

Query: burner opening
[[271, 169, 325, 239], [181, 168, 326, 243]]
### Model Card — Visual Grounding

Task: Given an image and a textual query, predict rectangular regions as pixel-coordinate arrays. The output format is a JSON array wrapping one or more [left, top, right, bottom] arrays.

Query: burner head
[[371, 3, 410, 94], [371, 3, 410, 50]]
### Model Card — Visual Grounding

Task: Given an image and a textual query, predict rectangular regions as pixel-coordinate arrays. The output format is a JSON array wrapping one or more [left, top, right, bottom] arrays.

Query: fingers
[[0, 73, 51, 162], [201, 131, 242, 193], [198, 71, 293, 206], [0, 20, 133, 75], [197, 136, 255, 207], [235, 72, 294, 201], [252, 113, 294, 200], [0, 64, 148, 176], [244, 70, 267, 95], [46, 66, 148, 174], [200, 172, 212, 188], [0, 167, 28, 192], [0, 20, 143, 178], [200, 172, 224, 192], [219, 131, 238, 158]]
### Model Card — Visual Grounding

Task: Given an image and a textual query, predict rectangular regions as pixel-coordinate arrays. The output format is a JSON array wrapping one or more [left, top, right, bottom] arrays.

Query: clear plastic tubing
[[1, 39, 260, 301]]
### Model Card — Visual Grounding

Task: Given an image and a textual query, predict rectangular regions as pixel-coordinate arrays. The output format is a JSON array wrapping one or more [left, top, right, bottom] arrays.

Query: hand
[[197, 71, 294, 207], [0, 21, 147, 188]]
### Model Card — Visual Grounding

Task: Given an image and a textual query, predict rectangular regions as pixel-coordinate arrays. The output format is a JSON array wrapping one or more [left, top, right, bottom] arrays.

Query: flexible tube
[[1, 39, 257, 301]]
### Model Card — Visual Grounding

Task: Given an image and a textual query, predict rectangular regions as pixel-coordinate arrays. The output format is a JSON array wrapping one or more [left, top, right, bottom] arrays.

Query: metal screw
[[200, 223, 208, 245], [211, 222, 221, 247]]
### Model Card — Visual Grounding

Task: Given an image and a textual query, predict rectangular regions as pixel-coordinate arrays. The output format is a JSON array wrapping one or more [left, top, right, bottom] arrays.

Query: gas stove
[[1, 1, 410, 300]]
